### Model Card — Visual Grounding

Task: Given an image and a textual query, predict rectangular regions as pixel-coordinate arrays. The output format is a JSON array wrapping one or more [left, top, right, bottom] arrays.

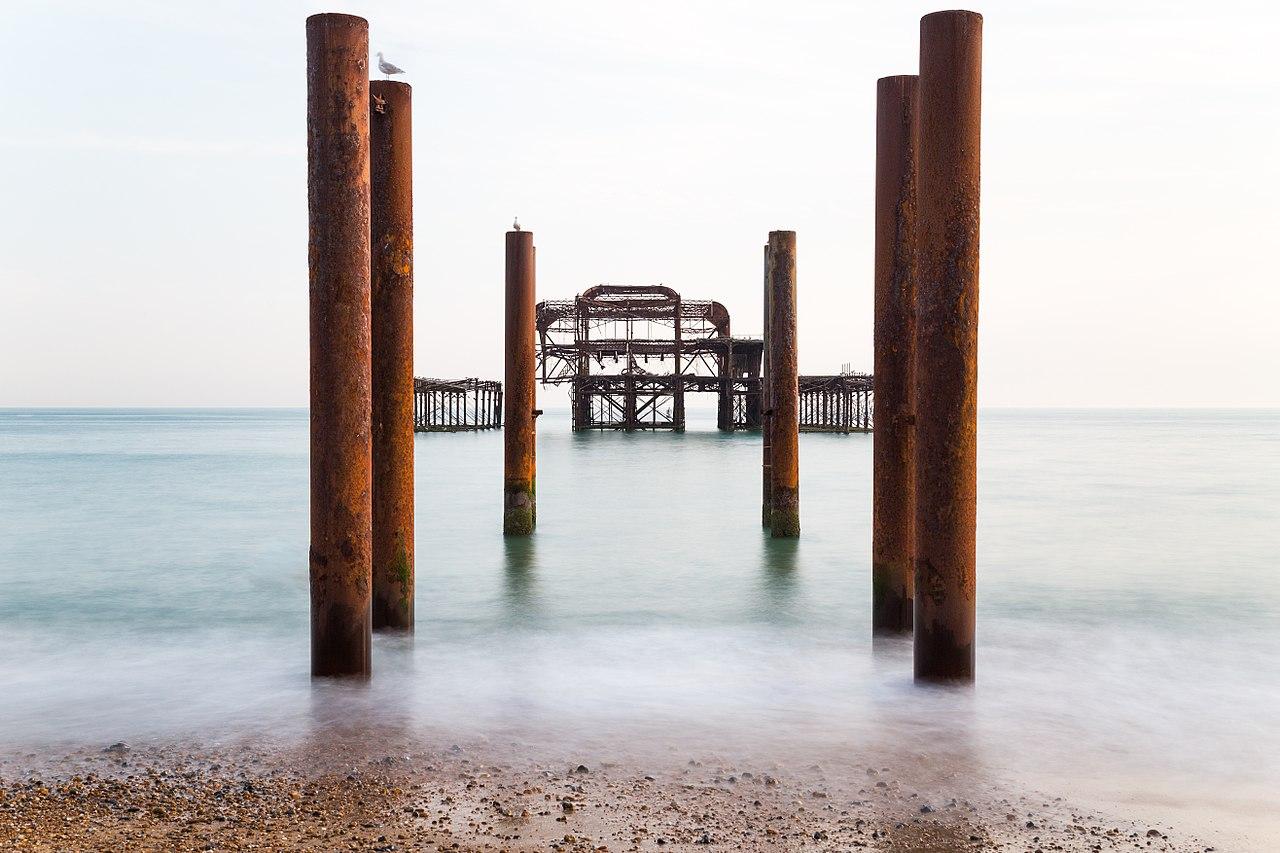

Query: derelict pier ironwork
[[413, 378, 503, 432], [535, 284, 871, 433]]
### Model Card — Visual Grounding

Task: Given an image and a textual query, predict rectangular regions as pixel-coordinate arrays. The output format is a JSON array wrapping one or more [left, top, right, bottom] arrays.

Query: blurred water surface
[[1, 407, 1276, 842]]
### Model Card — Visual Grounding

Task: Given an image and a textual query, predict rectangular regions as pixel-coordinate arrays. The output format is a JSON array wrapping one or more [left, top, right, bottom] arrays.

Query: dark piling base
[[503, 482, 536, 536], [770, 488, 800, 538], [871, 567, 913, 635]]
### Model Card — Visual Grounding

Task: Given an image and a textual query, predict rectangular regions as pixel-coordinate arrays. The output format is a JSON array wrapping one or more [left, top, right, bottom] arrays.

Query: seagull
[[513, 217, 521, 231], [376, 52, 405, 79]]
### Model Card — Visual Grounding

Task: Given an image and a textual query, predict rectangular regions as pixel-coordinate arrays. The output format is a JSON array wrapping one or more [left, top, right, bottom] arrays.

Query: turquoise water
[[1, 408, 1277, 841]]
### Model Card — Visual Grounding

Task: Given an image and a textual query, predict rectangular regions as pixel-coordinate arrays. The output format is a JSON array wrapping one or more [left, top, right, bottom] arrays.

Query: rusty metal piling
[[504, 231, 537, 535], [761, 244, 772, 526], [370, 80, 414, 631], [306, 12, 372, 677], [914, 10, 982, 681], [873, 75, 918, 635], [767, 231, 799, 538]]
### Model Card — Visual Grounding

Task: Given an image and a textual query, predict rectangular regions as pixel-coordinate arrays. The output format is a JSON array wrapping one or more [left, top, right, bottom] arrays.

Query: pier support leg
[[504, 230, 537, 535], [768, 231, 800, 538], [761, 244, 773, 526], [306, 12, 372, 677], [873, 74, 918, 636], [370, 80, 414, 631], [914, 10, 982, 681]]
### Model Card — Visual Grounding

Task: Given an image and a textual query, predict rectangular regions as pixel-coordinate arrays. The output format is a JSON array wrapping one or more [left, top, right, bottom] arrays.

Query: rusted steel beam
[[873, 74, 919, 636], [504, 230, 537, 535], [306, 12, 372, 677], [767, 231, 799, 538], [914, 10, 982, 681], [672, 295, 685, 430], [761, 243, 773, 526], [370, 79, 414, 631]]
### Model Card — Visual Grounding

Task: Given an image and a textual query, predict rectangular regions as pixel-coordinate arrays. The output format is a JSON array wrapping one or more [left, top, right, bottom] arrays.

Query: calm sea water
[[1, 407, 1277, 843]]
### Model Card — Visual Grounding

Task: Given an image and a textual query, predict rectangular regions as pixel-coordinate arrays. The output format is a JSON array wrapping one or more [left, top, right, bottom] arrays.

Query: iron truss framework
[[536, 284, 763, 431], [534, 284, 873, 433], [413, 378, 503, 432], [798, 373, 874, 433]]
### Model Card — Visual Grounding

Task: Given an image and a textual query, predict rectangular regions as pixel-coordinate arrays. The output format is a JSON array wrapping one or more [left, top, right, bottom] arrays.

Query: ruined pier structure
[[306, 12, 417, 677], [413, 378, 503, 431], [534, 284, 869, 434], [871, 10, 982, 682]]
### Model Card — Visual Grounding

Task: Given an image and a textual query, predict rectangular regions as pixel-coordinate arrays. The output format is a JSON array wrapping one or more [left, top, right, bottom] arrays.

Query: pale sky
[[1, 0, 1277, 407]]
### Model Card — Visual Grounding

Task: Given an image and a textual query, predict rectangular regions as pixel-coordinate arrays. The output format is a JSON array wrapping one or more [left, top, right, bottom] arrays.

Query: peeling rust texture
[[767, 231, 799, 538], [307, 12, 372, 677], [504, 231, 537, 535], [873, 75, 919, 636], [914, 10, 981, 682], [370, 80, 414, 632]]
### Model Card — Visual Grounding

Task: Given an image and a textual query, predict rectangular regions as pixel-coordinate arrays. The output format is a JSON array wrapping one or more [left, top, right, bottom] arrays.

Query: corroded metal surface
[[762, 244, 772, 525], [914, 10, 982, 681], [306, 12, 372, 677], [873, 74, 919, 636], [767, 231, 799, 538], [504, 231, 537, 535], [370, 80, 414, 632]]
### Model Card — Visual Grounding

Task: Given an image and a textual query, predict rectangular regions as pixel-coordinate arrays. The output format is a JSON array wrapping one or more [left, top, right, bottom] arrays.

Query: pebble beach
[[1, 736, 1211, 853]]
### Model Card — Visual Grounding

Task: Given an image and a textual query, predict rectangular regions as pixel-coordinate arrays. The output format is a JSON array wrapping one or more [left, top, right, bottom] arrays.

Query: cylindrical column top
[[306, 12, 368, 31], [877, 74, 918, 87], [370, 80, 412, 98], [921, 10, 984, 56], [921, 10, 983, 29]]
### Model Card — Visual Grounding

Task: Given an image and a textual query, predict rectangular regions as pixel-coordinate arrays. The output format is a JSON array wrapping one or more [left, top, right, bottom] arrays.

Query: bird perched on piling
[[513, 217, 521, 231], [376, 52, 405, 78]]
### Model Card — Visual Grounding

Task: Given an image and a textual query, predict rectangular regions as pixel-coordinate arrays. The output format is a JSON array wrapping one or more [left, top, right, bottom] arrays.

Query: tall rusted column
[[768, 231, 799, 538], [873, 74, 919, 635], [306, 12, 372, 677], [504, 230, 537, 535], [914, 10, 982, 681], [672, 296, 685, 430], [761, 243, 773, 526], [370, 80, 414, 631]]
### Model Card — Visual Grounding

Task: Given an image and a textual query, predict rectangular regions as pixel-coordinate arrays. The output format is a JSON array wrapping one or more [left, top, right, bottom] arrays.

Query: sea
[[1, 407, 1276, 846]]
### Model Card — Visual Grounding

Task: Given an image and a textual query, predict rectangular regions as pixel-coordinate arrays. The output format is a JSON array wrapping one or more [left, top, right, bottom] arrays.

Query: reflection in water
[[502, 536, 538, 614], [760, 534, 799, 620]]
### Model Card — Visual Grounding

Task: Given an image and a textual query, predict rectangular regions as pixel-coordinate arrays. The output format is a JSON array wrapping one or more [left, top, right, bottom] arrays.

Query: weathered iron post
[[306, 12, 372, 677], [768, 231, 800, 538], [914, 10, 982, 681], [370, 79, 414, 631], [673, 295, 685, 430], [873, 74, 918, 635], [761, 243, 773, 526], [504, 230, 537, 535]]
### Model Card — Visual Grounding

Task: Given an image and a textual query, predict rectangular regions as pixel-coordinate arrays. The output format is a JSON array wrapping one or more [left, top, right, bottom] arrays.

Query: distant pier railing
[[413, 378, 503, 432], [799, 373, 874, 433]]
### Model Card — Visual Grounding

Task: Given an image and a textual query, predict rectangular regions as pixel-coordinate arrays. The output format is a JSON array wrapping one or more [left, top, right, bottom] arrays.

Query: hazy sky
[[2, 0, 1277, 407]]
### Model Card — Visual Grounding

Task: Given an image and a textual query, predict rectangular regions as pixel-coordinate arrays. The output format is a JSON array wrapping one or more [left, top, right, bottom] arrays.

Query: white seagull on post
[[376, 52, 405, 79]]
